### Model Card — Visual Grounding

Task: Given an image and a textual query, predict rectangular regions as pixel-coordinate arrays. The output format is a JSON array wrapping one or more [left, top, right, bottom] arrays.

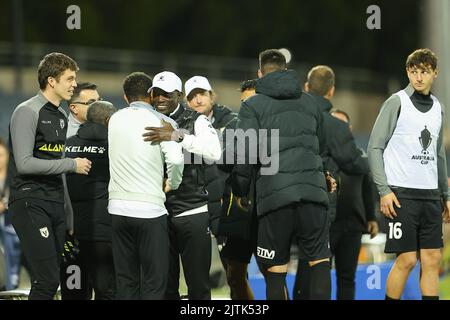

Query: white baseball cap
[[184, 76, 212, 97], [148, 71, 182, 93]]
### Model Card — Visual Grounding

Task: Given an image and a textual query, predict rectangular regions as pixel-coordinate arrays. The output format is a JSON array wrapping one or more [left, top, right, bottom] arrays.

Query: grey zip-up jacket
[[8, 91, 77, 204]]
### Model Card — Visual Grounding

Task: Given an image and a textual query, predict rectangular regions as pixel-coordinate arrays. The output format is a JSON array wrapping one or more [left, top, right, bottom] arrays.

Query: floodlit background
[[0, 0, 449, 299]]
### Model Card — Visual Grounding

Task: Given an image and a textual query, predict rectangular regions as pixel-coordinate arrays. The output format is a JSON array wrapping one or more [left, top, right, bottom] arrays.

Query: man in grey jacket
[[8, 52, 92, 300]]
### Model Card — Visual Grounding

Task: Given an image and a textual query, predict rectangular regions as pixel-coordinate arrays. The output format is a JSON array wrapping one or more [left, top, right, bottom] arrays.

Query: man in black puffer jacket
[[204, 103, 236, 233], [305, 65, 369, 222], [331, 109, 379, 300], [231, 49, 331, 300], [294, 65, 370, 300], [61, 101, 117, 300]]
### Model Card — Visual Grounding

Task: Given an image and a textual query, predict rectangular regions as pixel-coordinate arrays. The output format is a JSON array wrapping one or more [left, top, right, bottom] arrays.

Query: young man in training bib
[[368, 48, 450, 300]]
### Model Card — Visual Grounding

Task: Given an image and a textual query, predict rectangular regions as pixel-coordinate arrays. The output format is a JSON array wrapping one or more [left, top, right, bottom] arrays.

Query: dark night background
[[0, 0, 422, 80], [3, 0, 450, 301]]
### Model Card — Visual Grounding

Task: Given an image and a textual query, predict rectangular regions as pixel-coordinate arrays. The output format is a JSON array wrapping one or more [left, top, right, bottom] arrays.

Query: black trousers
[[112, 214, 168, 300], [165, 212, 211, 300], [10, 198, 66, 300], [60, 240, 115, 300], [330, 230, 362, 300]]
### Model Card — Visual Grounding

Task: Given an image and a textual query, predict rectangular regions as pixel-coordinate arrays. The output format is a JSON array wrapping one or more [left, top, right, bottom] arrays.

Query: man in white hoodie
[[108, 72, 184, 299]]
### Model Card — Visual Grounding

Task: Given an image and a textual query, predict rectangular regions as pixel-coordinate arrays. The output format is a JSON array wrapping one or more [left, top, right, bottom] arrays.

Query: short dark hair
[[123, 72, 153, 103], [259, 49, 287, 75], [240, 79, 257, 92], [68, 82, 98, 104], [307, 65, 335, 96], [37, 52, 79, 90], [87, 101, 117, 126], [406, 48, 438, 70], [330, 109, 350, 123]]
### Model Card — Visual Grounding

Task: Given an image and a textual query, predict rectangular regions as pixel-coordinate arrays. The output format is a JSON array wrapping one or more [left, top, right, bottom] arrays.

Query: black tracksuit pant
[[165, 211, 211, 300], [330, 230, 362, 300], [10, 198, 66, 300], [112, 214, 168, 300]]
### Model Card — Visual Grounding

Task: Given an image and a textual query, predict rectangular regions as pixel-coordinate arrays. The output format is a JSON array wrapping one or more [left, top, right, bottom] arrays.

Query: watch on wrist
[[175, 130, 185, 143]]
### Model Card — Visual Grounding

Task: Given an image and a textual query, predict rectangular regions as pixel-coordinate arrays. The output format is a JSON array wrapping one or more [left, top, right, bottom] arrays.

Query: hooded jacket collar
[[212, 104, 232, 122], [309, 93, 333, 113], [256, 70, 302, 99]]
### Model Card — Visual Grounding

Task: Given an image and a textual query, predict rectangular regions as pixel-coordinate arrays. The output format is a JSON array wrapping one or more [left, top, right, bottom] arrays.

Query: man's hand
[[209, 217, 220, 238], [325, 171, 337, 193], [163, 179, 172, 193], [367, 220, 379, 239], [143, 119, 177, 143], [380, 192, 401, 219], [442, 200, 450, 223], [75, 158, 92, 175], [61, 232, 80, 264]]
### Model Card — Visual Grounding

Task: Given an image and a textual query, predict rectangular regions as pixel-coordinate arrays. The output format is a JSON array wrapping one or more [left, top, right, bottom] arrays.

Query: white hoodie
[[108, 102, 184, 218]]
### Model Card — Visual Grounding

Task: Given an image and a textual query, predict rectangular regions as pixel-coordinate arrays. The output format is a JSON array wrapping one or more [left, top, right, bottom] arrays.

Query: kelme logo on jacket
[[38, 144, 64, 152], [65, 146, 106, 154]]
